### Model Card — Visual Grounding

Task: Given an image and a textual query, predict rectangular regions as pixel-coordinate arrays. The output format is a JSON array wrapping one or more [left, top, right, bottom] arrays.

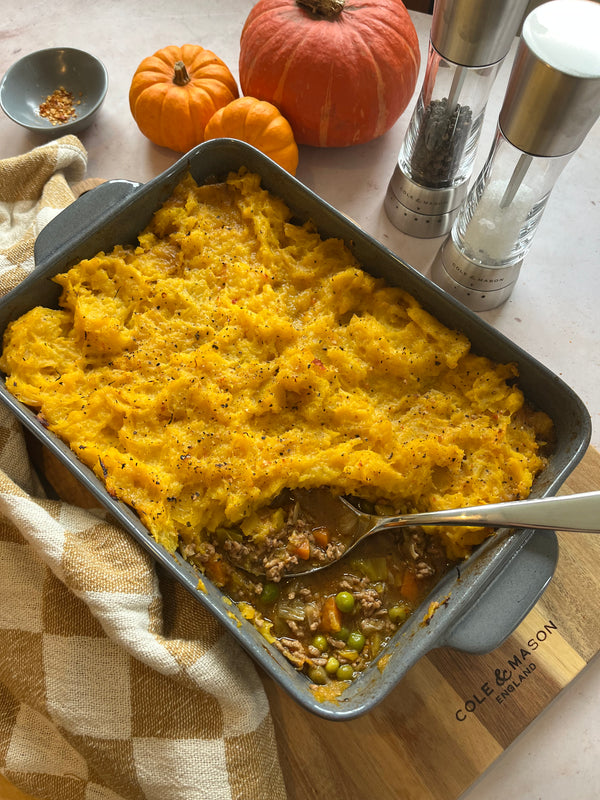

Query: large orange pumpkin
[[239, 0, 420, 148], [129, 45, 239, 153]]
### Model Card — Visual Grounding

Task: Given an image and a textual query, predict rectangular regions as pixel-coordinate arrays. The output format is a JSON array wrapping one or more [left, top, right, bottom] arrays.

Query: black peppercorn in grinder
[[385, 0, 529, 239]]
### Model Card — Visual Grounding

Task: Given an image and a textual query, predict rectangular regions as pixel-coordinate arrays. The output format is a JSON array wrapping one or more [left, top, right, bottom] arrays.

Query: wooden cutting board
[[262, 446, 600, 800]]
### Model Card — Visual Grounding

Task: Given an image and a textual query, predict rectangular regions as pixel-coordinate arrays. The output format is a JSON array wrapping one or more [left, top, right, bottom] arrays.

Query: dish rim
[[0, 139, 590, 719]]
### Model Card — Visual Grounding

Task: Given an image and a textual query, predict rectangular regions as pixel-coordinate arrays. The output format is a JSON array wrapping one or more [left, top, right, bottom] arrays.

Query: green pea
[[336, 663, 354, 681], [337, 626, 350, 642], [335, 591, 355, 613], [325, 656, 340, 674], [260, 582, 280, 604], [308, 665, 328, 685], [388, 604, 409, 624], [312, 634, 328, 653], [347, 631, 366, 652]]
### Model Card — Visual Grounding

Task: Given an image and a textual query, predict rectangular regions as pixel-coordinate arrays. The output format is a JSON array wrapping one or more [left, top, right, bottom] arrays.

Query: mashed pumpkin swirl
[[0, 170, 552, 560]]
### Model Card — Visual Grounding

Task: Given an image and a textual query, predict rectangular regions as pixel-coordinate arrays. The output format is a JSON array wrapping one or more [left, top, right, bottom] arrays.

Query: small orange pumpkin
[[204, 97, 299, 174], [129, 44, 239, 153]]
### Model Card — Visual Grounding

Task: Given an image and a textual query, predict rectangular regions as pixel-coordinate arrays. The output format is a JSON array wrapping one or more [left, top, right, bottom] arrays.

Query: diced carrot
[[204, 556, 229, 587], [400, 568, 420, 603], [320, 595, 342, 633], [294, 537, 311, 560], [312, 527, 330, 549]]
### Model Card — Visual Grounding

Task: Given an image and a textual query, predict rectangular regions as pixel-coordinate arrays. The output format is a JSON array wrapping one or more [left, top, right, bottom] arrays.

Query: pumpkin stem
[[296, 0, 345, 19], [173, 61, 191, 86]]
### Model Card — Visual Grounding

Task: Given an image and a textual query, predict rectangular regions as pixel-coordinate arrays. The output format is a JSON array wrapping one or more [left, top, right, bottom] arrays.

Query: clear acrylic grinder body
[[385, 0, 529, 239]]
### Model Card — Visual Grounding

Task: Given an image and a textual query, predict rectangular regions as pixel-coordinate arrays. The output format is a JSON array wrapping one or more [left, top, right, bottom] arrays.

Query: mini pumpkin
[[239, 0, 420, 148], [129, 44, 239, 153], [204, 97, 299, 174]]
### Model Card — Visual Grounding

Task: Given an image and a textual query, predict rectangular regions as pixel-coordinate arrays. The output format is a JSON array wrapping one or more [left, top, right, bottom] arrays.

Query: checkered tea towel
[[0, 136, 286, 800]]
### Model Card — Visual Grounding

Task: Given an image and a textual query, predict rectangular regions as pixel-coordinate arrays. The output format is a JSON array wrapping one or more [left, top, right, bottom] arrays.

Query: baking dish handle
[[441, 529, 558, 654], [34, 179, 141, 264]]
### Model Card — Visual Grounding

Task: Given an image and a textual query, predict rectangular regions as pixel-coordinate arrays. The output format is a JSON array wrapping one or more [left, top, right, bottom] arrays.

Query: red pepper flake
[[38, 86, 80, 125]]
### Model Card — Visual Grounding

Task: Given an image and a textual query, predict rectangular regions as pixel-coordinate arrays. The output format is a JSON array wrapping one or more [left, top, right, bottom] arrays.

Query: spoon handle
[[374, 491, 600, 534]]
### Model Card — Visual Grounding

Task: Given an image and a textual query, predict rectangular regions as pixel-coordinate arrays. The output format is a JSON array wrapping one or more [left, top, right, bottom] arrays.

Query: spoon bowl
[[244, 489, 600, 579]]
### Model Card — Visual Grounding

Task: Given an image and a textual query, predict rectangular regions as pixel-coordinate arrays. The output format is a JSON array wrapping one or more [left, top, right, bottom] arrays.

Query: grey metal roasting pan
[[0, 140, 591, 720]]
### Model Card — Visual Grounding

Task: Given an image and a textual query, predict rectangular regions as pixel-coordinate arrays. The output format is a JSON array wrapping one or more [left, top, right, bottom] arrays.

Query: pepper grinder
[[431, 0, 600, 311], [385, 0, 529, 238]]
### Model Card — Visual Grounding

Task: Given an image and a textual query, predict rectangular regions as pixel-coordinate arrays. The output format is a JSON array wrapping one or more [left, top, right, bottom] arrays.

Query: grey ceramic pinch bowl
[[0, 47, 108, 135]]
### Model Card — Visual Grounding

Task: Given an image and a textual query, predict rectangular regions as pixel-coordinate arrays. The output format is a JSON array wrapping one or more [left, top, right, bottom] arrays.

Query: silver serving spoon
[[281, 489, 600, 578]]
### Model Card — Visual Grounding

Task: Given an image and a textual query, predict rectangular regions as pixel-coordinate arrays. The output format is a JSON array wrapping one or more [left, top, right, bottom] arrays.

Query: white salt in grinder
[[384, 0, 529, 238], [431, 0, 600, 311]]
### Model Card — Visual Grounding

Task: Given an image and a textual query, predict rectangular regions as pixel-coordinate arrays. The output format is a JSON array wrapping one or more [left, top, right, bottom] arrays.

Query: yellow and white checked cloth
[[0, 136, 286, 800]]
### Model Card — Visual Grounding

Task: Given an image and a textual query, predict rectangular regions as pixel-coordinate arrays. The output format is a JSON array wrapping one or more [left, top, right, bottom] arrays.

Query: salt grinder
[[385, 0, 529, 238], [431, 0, 600, 311]]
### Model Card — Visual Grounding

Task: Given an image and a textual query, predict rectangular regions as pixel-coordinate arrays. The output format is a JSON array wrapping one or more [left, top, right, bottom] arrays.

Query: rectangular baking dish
[[0, 140, 591, 720]]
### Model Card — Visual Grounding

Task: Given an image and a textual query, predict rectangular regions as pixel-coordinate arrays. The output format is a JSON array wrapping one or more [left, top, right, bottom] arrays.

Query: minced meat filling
[[217, 520, 452, 686]]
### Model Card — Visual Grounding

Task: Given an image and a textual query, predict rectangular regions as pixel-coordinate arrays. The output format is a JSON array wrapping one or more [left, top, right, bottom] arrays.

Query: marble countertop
[[1, 3, 599, 798]]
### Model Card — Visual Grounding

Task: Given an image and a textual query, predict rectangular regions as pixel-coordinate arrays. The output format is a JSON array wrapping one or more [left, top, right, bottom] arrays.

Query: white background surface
[[1, 3, 599, 798]]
